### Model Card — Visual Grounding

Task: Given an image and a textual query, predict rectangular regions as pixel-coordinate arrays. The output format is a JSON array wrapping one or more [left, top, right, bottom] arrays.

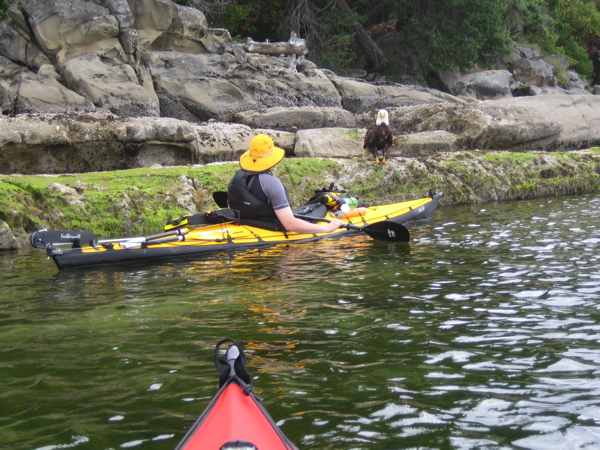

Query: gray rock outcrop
[[440, 45, 595, 100], [495, 95, 600, 150], [0, 0, 598, 176], [1, 0, 460, 120], [3, 93, 599, 173]]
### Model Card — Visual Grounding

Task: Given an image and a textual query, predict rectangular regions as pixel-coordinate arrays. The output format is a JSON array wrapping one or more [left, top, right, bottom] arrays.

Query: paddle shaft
[[31, 226, 196, 249], [294, 214, 410, 242], [114, 228, 191, 244]]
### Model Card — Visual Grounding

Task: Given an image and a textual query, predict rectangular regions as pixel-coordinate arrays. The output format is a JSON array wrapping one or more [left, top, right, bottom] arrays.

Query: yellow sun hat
[[239, 134, 285, 172]]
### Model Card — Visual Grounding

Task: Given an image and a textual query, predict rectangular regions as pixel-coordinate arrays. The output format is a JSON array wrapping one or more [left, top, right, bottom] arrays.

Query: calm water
[[1, 195, 600, 449]]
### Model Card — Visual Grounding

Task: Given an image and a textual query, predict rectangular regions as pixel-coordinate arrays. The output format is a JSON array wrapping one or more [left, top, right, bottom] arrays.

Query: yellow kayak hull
[[32, 193, 442, 270]]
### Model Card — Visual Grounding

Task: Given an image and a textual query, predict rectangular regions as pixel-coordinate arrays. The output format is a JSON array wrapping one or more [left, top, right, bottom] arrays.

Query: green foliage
[[0, 0, 15, 20], [0, 162, 344, 236], [0, 167, 234, 236], [484, 152, 537, 164], [555, 0, 600, 44], [562, 36, 594, 77], [177, 0, 600, 83], [508, 0, 556, 48], [393, 0, 512, 74], [549, 0, 600, 81], [345, 128, 363, 141], [208, 0, 286, 41], [275, 159, 339, 205], [313, 32, 356, 72], [287, 0, 361, 74]]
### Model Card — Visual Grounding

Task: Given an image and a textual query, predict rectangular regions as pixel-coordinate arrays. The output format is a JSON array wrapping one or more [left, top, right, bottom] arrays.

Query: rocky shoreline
[[1, 0, 600, 251], [0, 0, 599, 176], [2, 148, 600, 251]]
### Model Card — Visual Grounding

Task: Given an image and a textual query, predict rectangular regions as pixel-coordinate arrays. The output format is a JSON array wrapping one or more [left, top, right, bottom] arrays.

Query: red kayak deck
[[179, 383, 294, 449], [176, 339, 296, 450]]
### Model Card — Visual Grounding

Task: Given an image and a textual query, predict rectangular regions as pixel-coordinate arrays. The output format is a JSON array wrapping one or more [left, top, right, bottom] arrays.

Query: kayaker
[[228, 134, 346, 233]]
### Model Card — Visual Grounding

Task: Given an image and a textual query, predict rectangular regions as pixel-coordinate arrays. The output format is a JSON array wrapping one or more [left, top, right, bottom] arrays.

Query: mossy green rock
[[2, 150, 600, 246]]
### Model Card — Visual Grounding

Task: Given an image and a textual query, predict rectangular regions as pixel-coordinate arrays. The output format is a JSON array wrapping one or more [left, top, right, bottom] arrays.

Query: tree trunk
[[333, 0, 387, 73]]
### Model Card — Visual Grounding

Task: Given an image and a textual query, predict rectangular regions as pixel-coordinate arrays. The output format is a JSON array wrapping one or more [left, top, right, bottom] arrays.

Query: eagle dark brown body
[[363, 109, 393, 164]]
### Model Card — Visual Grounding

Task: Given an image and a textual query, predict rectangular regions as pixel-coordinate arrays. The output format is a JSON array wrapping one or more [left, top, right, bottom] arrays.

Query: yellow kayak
[[30, 192, 442, 270]]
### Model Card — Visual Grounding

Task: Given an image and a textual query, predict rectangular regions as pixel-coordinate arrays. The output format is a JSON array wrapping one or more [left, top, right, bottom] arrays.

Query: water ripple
[[2, 195, 600, 449]]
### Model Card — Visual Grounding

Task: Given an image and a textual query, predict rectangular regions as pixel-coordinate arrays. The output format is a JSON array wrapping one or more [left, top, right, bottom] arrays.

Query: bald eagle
[[363, 109, 393, 164]]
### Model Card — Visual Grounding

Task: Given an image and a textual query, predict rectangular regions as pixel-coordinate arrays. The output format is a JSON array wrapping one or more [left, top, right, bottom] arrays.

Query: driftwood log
[[244, 33, 308, 56]]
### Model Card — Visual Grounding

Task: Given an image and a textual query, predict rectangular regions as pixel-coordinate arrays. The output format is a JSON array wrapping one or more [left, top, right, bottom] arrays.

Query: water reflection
[[1, 196, 600, 449]]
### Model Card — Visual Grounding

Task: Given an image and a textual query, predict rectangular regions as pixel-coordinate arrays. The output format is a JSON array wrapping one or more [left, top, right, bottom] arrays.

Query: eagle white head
[[375, 109, 389, 126]]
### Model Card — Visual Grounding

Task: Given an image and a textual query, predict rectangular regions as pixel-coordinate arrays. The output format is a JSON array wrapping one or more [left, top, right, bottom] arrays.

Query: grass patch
[[0, 161, 343, 237], [275, 159, 339, 204], [345, 128, 363, 141], [3, 150, 600, 239], [0, 166, 239, 237], [483, 152, 537, 164]]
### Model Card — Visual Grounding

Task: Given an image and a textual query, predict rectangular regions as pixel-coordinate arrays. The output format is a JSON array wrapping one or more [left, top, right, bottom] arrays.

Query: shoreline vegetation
[[2, 148, 600, 247]]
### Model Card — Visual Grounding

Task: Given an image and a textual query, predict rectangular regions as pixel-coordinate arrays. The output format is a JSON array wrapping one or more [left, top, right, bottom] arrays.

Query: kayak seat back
[[293, 202, 327, 217], [207, 209, 241, 224], [165, 213, 210, 231]]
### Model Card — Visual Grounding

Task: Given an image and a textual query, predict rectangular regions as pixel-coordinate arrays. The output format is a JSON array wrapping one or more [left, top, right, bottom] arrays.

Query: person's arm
[[259, 173, 345, 233], [275, 206, 345, 234]]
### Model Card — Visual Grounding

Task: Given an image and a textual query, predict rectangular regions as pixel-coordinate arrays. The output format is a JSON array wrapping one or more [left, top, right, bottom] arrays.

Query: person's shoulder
[[259, 171, 282, 183], [258, 171, 285, 192]]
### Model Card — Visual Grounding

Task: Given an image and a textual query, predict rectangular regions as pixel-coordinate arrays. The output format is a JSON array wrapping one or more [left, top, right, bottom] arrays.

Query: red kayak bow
[[176, 339, 296, 450]]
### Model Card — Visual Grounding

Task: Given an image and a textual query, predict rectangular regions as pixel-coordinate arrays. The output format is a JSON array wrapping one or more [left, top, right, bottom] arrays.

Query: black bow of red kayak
[[176, 339, 297, 450]]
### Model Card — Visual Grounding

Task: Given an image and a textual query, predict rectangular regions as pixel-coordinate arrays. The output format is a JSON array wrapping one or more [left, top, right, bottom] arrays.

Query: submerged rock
[[0, 220, 18, 251]]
